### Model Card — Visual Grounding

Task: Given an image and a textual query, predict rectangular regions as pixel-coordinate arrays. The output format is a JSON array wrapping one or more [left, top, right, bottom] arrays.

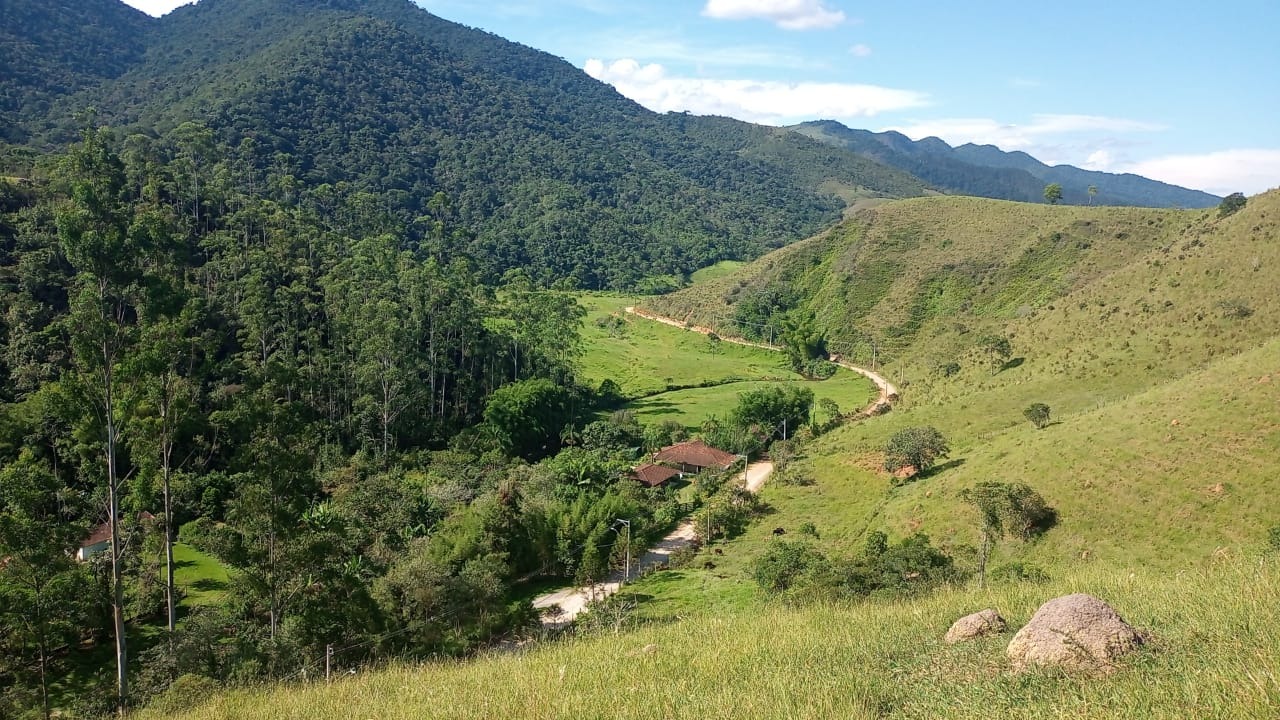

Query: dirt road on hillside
[[533, 460, 774, 628], [624, 306, 899, 414], [532, 308, 900, 629]]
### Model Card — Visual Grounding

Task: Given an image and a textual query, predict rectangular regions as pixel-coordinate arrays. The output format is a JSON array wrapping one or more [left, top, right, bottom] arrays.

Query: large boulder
[[1007, 594, 1141, 673], [944, 608, 1007, 644]]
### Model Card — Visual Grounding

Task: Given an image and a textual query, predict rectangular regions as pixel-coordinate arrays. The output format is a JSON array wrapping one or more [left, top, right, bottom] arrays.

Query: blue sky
[[123, 0, 1280, 195]]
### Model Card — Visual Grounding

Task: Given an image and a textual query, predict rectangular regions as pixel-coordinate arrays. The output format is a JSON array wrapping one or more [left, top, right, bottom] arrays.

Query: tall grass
[[145, 560, 1279, 719]]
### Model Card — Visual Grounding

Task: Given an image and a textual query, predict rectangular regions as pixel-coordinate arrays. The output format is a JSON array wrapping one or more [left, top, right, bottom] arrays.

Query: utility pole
[[325, 644, 332, 683]]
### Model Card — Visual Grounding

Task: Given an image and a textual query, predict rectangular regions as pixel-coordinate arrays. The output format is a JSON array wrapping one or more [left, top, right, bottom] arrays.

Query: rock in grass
[[944, 608, 1007, 644], [1007, 594, 1141, 673]]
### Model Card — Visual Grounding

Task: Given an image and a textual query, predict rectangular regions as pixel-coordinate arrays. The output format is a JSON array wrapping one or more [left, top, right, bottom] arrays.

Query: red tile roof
[[631, 463, 680, 487], [82, 522, 112, 548], [653, 440, 737, 470]]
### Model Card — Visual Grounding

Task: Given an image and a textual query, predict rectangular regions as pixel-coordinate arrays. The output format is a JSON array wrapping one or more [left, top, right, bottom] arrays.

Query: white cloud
[[120, 0, 195, 16], [887, 114, 1165, 152], [849, 44, 872, 57], [585, 58, 928, 124], [575, 34, 820, 70], [702, 0, 846, 30], [1083, 150, 1112, 170], [1122, 150, 1280, 196]]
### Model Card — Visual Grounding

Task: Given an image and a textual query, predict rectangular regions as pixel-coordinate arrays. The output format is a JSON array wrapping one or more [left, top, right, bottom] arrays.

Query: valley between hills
[[1, 0, 1277, 718]]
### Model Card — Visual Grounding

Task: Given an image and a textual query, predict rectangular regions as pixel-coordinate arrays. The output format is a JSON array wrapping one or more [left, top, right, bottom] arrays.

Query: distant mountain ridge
[[791, 120, 1219, 208]]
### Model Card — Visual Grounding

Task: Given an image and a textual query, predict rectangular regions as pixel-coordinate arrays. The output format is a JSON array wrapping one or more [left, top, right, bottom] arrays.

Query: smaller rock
[[945, 608, 1007, 644]]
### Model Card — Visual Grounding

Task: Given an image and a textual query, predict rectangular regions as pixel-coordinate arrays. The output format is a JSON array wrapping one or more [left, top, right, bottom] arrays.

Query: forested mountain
[[791, 120, 1219, 208], [3, 0, 929, 289], [0, 0, 151, 144]]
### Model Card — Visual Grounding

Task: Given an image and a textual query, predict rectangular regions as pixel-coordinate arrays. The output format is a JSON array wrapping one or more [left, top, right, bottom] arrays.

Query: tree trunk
[[104, 343, 128, 714], [36, 588, 49, 720], [107, 418, 128, 714], [163, 452, 176, 635]]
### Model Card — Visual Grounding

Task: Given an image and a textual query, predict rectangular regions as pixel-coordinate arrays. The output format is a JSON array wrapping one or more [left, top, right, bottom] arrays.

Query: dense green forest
[[0, 124, 818, 718], [1, 0, 932, 290]]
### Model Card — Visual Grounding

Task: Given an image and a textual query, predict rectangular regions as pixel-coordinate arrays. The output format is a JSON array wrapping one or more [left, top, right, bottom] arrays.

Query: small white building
[[77, 522, 112, 561], [77, 512, 154, 561]]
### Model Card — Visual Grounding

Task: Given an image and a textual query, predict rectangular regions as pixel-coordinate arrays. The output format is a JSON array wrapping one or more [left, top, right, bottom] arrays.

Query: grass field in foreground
[[144, 560, 1280, 720]]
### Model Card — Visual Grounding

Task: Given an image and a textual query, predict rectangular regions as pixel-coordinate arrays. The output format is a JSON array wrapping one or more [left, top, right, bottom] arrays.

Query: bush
[[1218, 192, 1247, 217], [801, 358, 837, 379], [1267, 526, 1280, 552], [179, 517, 217, 554], [883, 426, 949, 474], [988, 561, 1050, 583], [750, 532, 957, 601], [142, 674, 221, 716], [1023, 402, 1051, 429], [776, 468, 815, 486], [938, 361, 961, 377], [750, 540, 829, 593], [667, 544, 697, 569], [1217, 299, 1254, 319]]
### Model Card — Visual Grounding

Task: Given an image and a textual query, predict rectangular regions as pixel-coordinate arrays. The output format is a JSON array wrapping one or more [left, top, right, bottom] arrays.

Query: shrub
[[883, 426, 949, 474], [1023, 402, 1051, 429], [1218, 192, 1247, 217], [143, 674, 221, 716], [667, 545, 697, 569], [777, 469, 815, 486], [801, 358, 837, 379], [1267, 526, 1280, 552], [750, 540, 829, 593], [988, 561, 1050, 583], [179, 517, 217, 554], [1217, 299, 1254, 319]]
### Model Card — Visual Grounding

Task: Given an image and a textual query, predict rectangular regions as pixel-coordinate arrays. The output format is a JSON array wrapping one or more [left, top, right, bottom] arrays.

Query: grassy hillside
[[641, 191, 1280, 578], [143, 559, 1279, 719], [133, 197, 1280, 720], [576, 294, 877, 428]]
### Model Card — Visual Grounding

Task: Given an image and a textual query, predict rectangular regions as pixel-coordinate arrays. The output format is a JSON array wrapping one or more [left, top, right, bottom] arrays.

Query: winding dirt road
[[533, 460, 774, 628], [624, 306, 899, 411], [532, 307, 899, 628]]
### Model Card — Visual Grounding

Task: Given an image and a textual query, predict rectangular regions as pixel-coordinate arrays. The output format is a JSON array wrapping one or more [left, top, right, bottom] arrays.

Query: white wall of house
[[77, 540, 109, 562]]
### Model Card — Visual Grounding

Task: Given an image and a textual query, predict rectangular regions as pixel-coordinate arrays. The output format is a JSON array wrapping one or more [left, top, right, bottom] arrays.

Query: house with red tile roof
[[652, 439, 738, 474], [630, 463, 681, 488]]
